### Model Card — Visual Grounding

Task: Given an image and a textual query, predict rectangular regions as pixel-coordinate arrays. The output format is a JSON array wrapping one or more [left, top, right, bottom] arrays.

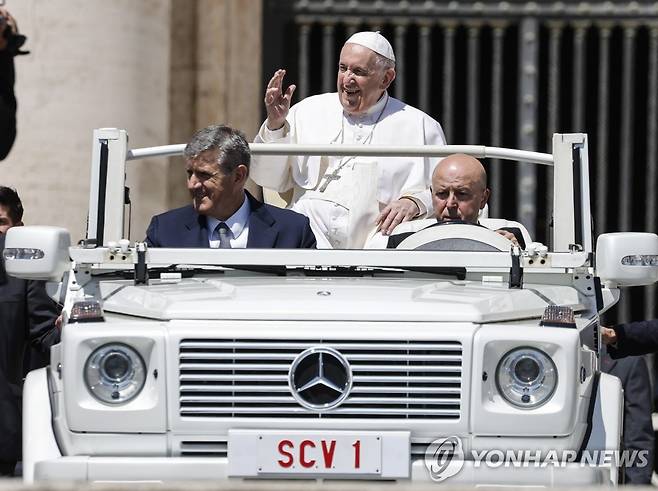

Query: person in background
[[0, 7, 25, 160], [0, 184, 22, 233], [601, 350, 654, 484], [0, 187, 60, 477], [602, 321, 658, 358]]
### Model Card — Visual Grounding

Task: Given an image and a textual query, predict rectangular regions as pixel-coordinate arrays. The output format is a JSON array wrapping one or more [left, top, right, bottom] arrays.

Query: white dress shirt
[[206, 193, 251, 248]]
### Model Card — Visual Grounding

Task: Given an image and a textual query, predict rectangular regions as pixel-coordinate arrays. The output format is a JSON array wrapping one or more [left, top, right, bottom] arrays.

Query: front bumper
[[34, 457, 613, 485], [28, 368, 614, 486]]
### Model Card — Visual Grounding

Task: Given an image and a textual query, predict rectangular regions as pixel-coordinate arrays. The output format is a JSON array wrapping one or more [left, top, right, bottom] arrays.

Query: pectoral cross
[[318, 169, 342, 192]]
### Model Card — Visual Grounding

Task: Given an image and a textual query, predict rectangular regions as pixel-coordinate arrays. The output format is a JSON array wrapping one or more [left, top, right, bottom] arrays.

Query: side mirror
[[596, 232, 658, 287], [3, 226, 71, 281]]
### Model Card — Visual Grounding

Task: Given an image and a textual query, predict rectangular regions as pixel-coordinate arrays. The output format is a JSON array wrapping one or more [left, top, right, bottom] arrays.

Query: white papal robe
[[251, 92, 447, 248]]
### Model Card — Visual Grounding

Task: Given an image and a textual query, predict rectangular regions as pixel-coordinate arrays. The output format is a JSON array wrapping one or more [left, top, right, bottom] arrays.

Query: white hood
[[99, 276, 584, 323]]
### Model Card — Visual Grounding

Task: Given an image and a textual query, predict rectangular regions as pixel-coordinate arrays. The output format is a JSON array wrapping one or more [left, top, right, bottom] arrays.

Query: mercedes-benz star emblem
[[289, 347, 352, 411]]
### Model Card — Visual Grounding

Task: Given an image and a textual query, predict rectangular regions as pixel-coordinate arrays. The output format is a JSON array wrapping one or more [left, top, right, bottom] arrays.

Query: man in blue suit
[[600, 350, 654, 484], [146, 124, 316, 249]]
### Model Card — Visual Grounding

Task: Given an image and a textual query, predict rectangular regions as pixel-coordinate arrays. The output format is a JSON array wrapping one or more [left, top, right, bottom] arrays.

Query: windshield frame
[[70, 247, 590, 270], [85, 129, 592, 257]]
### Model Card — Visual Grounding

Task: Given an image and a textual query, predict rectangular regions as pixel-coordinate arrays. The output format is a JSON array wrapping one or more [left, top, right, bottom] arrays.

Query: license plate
[[256, 433, 382, 475]]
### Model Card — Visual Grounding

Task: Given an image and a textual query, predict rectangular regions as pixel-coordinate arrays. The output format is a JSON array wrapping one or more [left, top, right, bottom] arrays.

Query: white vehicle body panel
[[98, 276, 585, 322]]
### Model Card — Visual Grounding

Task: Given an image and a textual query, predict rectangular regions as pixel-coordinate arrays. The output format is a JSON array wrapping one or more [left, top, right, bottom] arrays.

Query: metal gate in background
[[262, 0, 658, 323]]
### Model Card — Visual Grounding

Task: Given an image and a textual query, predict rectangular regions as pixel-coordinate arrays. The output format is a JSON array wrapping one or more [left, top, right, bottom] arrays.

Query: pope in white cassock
[[251, 31, 447, 249]]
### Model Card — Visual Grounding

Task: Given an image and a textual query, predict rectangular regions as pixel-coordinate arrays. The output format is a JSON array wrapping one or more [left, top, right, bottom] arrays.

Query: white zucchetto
[[344, 31, 395, 62]]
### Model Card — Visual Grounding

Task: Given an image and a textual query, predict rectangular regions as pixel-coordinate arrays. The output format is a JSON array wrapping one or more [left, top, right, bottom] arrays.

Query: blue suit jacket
[[145, 192, 316, 249]]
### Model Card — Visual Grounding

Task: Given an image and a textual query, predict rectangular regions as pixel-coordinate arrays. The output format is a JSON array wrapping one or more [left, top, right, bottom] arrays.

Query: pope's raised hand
[[265, 69, 296, 131]]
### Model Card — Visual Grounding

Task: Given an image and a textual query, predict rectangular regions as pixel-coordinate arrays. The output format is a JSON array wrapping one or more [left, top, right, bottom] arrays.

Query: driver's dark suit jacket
[[145, 191, 317, 249], [386, 220, 526, 249], [0, 234, 60, 464]]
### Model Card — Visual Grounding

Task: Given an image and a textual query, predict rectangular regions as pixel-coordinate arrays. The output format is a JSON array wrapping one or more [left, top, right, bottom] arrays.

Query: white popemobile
[[5, 130, 658, 485]]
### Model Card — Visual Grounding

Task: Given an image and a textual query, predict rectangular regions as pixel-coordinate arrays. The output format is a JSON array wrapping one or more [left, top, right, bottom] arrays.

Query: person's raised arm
[[265, 69, 296, 131]]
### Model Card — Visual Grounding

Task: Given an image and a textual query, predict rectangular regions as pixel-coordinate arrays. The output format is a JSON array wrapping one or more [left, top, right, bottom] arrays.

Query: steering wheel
[[395, 223, 514, 251]]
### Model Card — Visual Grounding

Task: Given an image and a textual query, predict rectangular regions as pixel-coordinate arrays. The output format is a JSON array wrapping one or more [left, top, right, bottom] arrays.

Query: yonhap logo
[[423, 437, 649, 481], [424, 436, 465, 482]]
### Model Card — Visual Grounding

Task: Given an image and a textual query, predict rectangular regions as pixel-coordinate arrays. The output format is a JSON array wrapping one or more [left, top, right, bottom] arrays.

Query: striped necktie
[[213, 222, 232, 249]]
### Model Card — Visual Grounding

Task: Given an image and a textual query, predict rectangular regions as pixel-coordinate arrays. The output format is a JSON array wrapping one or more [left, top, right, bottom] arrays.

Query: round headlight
[[495, 347, 557, 409], [84, 343, 146, 404]]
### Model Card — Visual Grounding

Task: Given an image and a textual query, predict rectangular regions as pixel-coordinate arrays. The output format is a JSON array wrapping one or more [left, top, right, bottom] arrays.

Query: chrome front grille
[[179, 339, 462, 419]]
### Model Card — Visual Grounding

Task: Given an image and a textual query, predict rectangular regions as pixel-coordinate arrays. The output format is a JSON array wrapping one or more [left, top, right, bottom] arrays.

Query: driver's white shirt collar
[[206, 192, 250, 247]]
